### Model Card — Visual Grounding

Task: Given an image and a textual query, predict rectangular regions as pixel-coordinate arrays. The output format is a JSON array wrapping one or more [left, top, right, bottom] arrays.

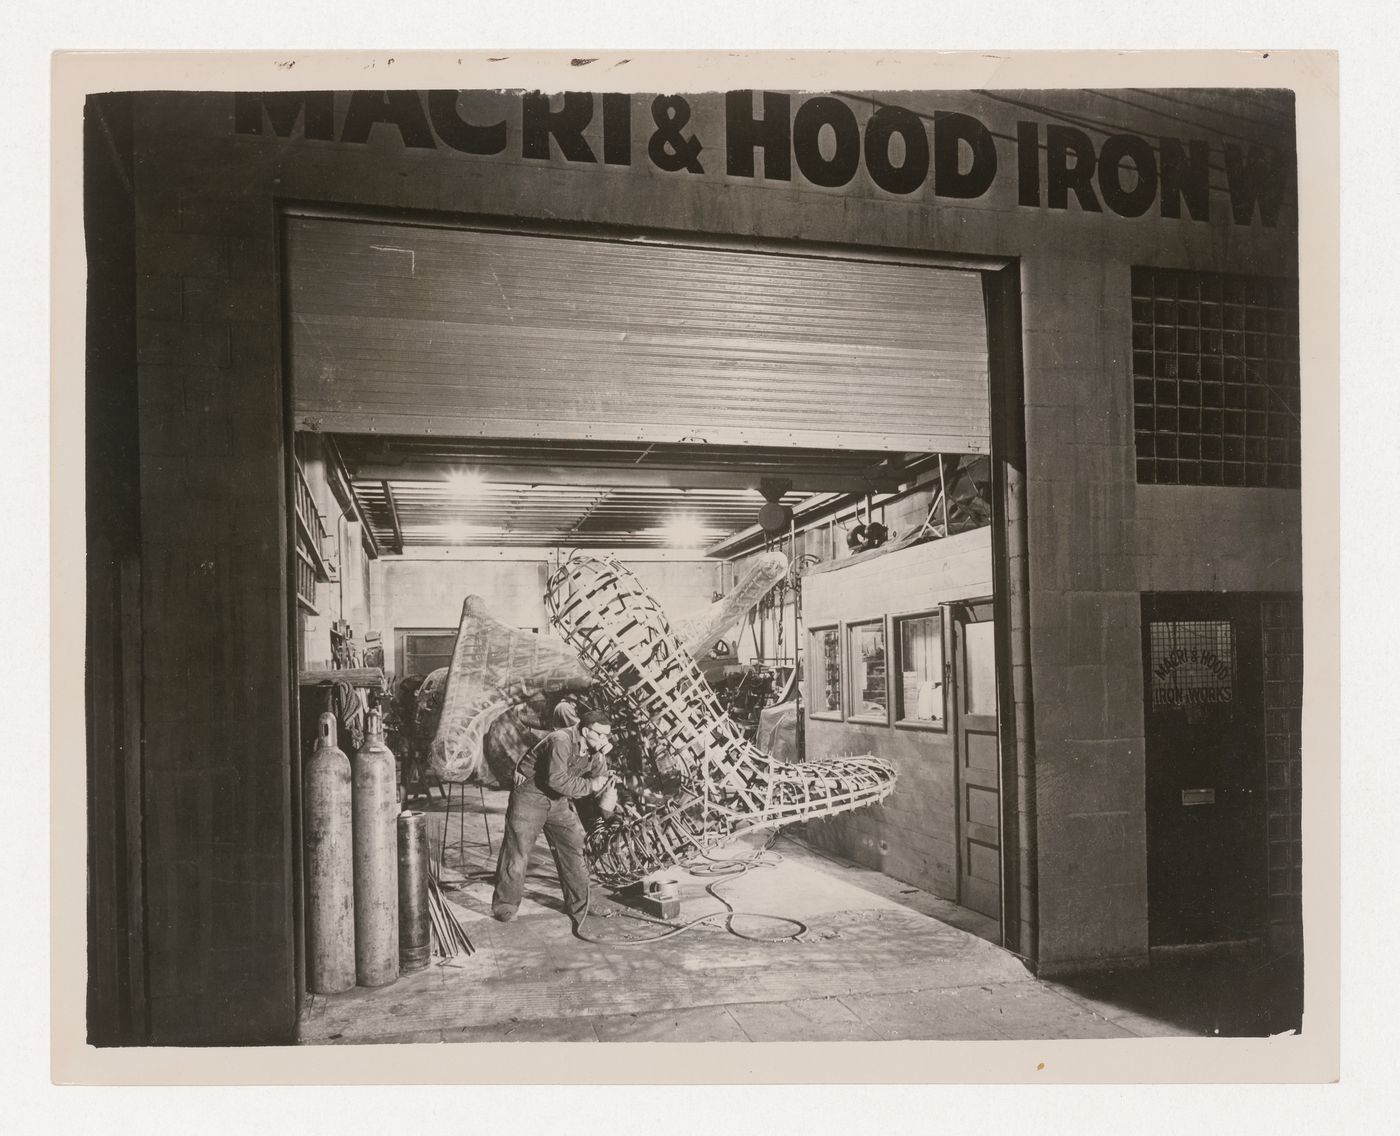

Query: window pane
[[1147, 619, 1235, 710], [406, 632, 456, 677], [963, 620, 997, 716], [849, 623, 888, 718], [811, 628, 842, 714], [896, 614, 945, 724]]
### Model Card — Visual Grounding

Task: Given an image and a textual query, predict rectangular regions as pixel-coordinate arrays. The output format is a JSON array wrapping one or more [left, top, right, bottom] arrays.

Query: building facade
[[84, 86, 1301, 1045]]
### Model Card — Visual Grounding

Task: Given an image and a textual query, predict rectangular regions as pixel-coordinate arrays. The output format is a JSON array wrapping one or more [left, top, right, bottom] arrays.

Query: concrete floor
[[298, 786, 1300, 1044]]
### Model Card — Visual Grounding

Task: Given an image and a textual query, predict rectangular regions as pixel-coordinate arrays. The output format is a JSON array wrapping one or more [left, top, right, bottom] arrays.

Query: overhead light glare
[[439, 522, 486, 544], [653, 514, 719, 548], [445, 470, 485, 496]]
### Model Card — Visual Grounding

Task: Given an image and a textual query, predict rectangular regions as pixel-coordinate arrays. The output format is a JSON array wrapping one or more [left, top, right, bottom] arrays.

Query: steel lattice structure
[[545, 555, 897, 885]]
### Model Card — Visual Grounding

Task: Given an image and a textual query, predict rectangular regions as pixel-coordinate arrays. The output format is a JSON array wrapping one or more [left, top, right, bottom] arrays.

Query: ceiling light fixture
[[440, 522, 482, 545], [655, 514, 718, 548], [445, 470, 485, 496]]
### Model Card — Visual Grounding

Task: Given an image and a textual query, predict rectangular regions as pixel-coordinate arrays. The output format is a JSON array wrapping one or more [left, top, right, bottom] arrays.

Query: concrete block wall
[[1134, 485, 1302, 592], [1019, 256, 1151, 970], [802, 531, 993, 900]]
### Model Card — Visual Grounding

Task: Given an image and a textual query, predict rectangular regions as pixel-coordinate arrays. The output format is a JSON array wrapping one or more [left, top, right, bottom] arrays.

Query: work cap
[[579, 709, 613, 729]]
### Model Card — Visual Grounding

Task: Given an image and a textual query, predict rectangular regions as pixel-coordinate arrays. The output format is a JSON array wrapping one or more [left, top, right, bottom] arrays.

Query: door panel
[[952, 599, 1001, 921], [1143, 593, 1268, 946]]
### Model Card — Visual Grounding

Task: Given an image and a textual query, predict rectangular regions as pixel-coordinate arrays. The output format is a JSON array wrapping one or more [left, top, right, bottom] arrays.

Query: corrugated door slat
[[286, 216, 989, 453]]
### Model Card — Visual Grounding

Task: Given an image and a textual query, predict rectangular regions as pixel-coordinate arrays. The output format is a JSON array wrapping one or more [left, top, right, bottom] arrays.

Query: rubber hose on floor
[[572, 835, 807, 945]]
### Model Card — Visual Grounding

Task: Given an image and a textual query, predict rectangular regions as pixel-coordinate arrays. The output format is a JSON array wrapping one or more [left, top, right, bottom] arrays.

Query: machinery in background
[[711, 662, 795, 741]]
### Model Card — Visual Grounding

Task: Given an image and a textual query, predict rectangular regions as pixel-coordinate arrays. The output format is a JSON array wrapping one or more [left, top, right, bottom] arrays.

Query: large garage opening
[[282, 209, 1019, 1039]]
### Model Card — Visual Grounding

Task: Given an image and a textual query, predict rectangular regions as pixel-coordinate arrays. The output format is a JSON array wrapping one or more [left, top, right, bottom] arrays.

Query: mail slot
[[1181, 788, 1216, 807]]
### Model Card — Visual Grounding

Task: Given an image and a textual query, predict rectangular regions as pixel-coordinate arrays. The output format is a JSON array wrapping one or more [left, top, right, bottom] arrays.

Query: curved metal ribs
[[545, 556, 897, 885]]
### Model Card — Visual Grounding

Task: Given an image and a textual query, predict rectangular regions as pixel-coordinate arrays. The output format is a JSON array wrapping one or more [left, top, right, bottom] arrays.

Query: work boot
[[491, 905, 518, 923], [545, 556, 897, 885]]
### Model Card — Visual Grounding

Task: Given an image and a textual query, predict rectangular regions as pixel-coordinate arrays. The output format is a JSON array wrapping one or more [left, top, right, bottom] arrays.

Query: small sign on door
[[1181, 787, 1217, 807]]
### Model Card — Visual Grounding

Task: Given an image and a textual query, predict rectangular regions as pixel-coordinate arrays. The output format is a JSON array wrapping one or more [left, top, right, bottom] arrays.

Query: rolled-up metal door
[[285, 214, 989, 453]]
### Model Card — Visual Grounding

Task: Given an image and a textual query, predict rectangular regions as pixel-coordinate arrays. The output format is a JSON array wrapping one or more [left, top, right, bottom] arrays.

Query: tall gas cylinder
[[304, 713, 355, 994], [352, 707, 399, 987], [397, 810, 431, 974]]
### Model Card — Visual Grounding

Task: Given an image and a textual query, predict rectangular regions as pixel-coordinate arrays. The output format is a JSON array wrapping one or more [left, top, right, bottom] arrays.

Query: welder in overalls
[[491, 708, 615, 928]]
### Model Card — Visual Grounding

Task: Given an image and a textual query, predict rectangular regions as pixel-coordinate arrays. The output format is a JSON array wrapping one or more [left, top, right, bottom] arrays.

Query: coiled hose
[[572, 830, 808, 945]]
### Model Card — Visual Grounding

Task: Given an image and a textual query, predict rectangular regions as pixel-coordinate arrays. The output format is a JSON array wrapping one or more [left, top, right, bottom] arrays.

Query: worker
[[491, 708, 614, 927]]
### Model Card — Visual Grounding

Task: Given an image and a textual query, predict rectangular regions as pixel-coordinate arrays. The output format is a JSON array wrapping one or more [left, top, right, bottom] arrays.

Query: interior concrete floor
[[298, 786, 1302, 1044]]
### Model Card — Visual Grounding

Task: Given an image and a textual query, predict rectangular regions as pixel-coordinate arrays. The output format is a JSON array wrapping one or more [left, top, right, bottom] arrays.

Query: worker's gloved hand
[[588, 773, 611, 794], [595, 779, 619, 819]]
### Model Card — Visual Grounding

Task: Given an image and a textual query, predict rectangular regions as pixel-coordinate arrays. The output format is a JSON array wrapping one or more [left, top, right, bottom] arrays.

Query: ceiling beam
[[321, 435, 381, 559], [347, 461, 903, 495], [706, 468, 942, 559], [384, 546, 721, 563], [381, 481, 405, 555]]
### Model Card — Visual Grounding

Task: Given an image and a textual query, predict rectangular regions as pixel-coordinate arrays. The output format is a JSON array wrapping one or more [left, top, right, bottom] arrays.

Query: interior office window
[[398, 629, 458, 678], [847, 620, 889, 722], [1131, 267, 1300, 488], [962, 619, 998, 717], [894, 612, 945, 728], [809, 627, 842, 718]]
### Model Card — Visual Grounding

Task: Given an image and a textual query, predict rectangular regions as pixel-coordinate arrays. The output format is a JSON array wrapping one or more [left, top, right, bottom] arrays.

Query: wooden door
[[950, 599, 1001, 921]]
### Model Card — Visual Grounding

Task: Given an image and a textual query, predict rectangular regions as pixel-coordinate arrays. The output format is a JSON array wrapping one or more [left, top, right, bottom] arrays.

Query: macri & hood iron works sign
[[234, 90, 1292, 227]]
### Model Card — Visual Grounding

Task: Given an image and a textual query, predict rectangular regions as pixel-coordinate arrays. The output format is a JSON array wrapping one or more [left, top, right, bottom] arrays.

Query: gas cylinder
[[352, 707, 399, 987], [304, 713, 355, 994], [397, 810, 431, 974]]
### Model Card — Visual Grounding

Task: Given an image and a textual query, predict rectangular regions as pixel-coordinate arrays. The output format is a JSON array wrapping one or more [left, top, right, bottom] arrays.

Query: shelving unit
[[293, 460, 331, 613]]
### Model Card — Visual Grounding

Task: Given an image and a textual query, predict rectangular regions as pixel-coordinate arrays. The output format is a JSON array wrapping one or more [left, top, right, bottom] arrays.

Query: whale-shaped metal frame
[[545, 555, 896, 885]]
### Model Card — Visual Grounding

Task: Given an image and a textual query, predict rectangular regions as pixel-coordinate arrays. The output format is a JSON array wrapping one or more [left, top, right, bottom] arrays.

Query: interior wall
[[801, 530, 993, 900], [370, 556, 720, 679], [726, 484, 943, 666]]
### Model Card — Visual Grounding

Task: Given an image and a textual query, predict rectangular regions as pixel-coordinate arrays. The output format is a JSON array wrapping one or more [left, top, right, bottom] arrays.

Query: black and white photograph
[[55, 48, 1342, 1084]]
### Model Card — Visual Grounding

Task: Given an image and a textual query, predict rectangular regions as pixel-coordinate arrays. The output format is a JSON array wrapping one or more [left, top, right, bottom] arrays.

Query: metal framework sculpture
[[545, 555, 896, 885], [427, 595, 592, 784], [428, 553, 790, 785]]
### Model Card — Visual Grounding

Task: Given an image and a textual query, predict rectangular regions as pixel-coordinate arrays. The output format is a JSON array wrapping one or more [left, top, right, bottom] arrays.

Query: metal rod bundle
[[546, 555, 897, 885], [426, 874, 475, 960]]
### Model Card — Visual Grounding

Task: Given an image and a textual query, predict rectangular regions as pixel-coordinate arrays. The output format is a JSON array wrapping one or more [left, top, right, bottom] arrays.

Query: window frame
[[394, 627, 459, 679], [892, 608, 949, 732], [807, 623, 845, 721], [845, 617, 891, 725]]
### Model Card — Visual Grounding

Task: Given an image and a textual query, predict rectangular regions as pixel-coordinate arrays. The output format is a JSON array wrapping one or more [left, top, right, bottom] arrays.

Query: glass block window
[[809, 626, 843, 718], [1262, 597, 1303, 930], [847, 621, 889, 722], [1132, 267, 1300, 488]]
